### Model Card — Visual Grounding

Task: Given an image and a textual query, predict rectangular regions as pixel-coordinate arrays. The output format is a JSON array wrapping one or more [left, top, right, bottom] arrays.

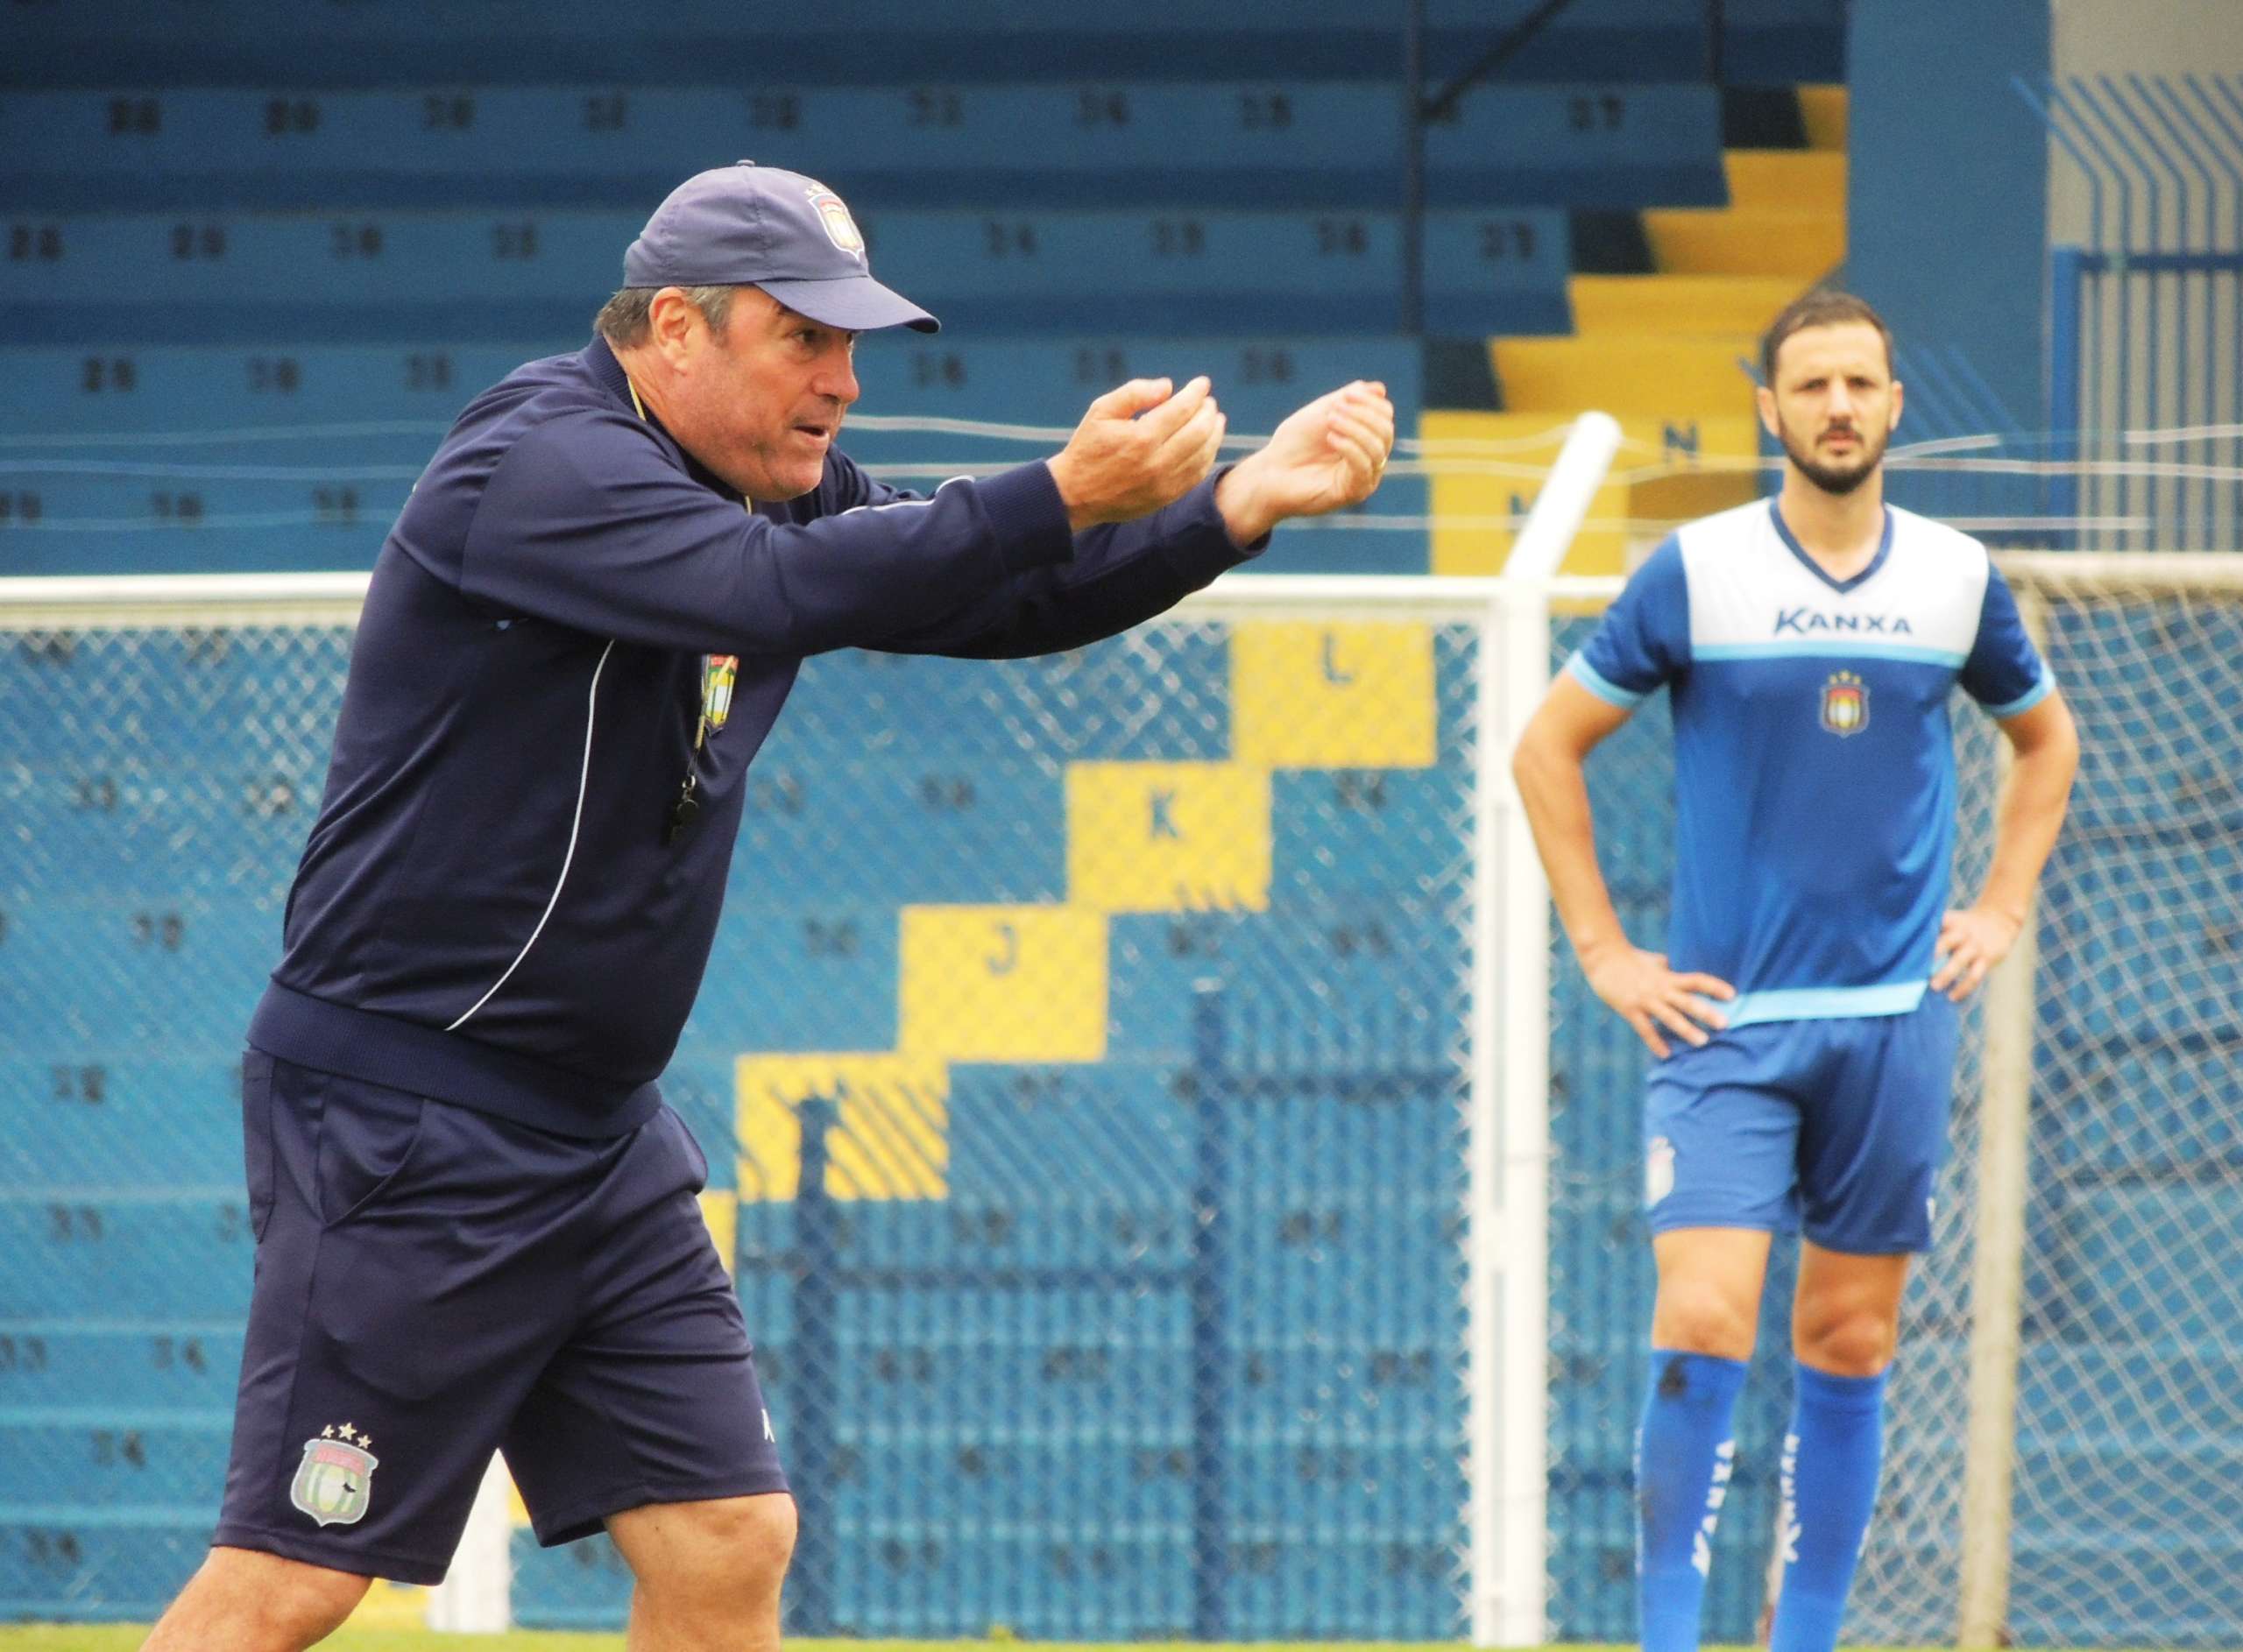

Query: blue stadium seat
[[0, 335, 1431, 574], [0, 1413, 230, 1510], [685, 906, 899, 1056], [0, 1511, 208, 1622], [0, 208, 1569, 344], [751, 1331, 1185, 1433], [0, 81, 1721, 215], [775, 629, 1231, 765], [1267, 767, 1472, 903], [828, 1429, 1190, 1530], [0, 1324, 243, 1412], [508, 1530, 637, 1631], [0, 1, 1838, 89], [1107, 902, 1464, 1064], [2029, 1186, 2243, 1345], [2, 337, 1421, 435], [725, 757, 1064, 906], [0, 1056, 245, 1190], [944, 1063, 1194, 1203], [0, 1194, 255, 1319]]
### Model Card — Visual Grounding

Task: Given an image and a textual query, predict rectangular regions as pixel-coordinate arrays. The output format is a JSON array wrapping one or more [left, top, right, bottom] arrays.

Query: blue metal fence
[[2022, 74, 2243, 551]]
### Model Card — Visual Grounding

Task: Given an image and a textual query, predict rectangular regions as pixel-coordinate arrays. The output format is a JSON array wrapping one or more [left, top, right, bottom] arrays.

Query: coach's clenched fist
[[1047, 376, 1228, 531], [1213, 379, 1396, 546]]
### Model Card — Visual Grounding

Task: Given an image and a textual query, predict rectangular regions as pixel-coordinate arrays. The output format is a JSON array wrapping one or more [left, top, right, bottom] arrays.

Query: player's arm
[[1931, 687, 2079, 999], [1512, 674, 1735, 1058], [870, 379, 1394, 660]]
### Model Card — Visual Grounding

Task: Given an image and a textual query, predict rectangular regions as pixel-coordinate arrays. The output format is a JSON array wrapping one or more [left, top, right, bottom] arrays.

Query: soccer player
[[1511, 290, 2078, 1652], [141, 163, 1394, 1652]]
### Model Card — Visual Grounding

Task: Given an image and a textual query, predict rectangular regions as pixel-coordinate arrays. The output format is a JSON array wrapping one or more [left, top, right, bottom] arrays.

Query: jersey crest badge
[[292, 1428, 378, 1527], [804, 184, 867, 263], [701, 653, 738, 736], [1820, 671, 1869, 737]]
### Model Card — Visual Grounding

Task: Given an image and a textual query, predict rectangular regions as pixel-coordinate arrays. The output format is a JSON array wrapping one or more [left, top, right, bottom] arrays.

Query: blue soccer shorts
[[1641, 993, 1960, 1255], [213, 1052, 788, 1584]]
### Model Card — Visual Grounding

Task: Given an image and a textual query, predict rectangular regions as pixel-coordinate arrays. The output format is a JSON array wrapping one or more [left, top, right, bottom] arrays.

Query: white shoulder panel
[[1679, 499, 1989, 663]]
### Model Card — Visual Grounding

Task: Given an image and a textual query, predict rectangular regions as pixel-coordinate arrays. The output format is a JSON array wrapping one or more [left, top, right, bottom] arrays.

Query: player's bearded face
[[681, 292, 860, 502], [1765, 322, 1899, 498]]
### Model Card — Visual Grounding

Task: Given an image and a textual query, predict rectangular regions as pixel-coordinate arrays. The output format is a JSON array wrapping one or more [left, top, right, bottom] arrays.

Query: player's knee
[[1795, 1307, 1898, 1375], [639, 1493, 796, 1605], [1652, 1281, 1758, 1359], [145, 1547, 371, 1652]]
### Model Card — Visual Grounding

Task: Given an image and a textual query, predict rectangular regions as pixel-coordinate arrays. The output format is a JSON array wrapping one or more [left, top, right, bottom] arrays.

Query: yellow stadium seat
[[898, 906, 1107, 1063], [697, 1190, 738, 1274], [1066, 761, 1272, 912], [736, 1051, 952, 1200], [1230, 621, 1437, 769]]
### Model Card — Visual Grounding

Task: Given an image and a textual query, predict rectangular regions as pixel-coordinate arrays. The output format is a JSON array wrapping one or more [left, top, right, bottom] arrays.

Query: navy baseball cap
[[623, 162, 939, 334]]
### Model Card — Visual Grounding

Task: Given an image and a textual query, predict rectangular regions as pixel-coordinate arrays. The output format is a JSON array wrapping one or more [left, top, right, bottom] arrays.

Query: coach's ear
[[1886, 377, 1905, 434], [1754, 379, 1780, 443]]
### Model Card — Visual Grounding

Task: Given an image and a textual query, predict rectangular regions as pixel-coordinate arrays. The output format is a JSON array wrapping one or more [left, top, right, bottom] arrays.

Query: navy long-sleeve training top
[[248, 335, 1263, 1134]]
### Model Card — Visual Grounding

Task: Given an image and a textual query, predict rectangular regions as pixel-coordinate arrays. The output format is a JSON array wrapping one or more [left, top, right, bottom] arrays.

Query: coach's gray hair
[[594, 284, 739, 347]]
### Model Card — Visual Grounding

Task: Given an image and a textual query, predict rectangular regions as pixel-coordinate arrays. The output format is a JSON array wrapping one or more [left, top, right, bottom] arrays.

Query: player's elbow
[[1511, 711, 1581, 798]]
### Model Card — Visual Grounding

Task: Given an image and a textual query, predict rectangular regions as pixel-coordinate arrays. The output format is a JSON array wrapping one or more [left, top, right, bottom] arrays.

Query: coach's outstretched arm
[[1511, 675, 1737, 1058], [869, 378, 1395, 660], [1930, 689, 2078, 999]]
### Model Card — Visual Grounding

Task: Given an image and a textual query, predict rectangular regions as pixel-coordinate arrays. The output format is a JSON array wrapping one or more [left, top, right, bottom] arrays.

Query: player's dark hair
[[595, 284, 738, 347], [1759, 290, 1894, 386]]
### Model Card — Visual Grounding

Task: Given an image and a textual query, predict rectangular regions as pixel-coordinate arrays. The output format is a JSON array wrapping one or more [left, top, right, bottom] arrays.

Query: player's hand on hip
[[1047, 376, 1226, 532], [1931, 905, 2021, 999], [1215, 380, 1396, 544], [1581, 939, 1734, 1060]]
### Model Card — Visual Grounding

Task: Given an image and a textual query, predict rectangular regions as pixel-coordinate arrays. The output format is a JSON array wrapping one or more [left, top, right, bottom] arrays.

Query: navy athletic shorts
[[1641, 992, 1960, 1255], [213, 1051, 788, 1584]]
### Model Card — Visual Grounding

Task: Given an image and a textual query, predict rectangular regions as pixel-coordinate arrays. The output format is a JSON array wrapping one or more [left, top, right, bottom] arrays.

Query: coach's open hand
[[1048, 377, 1228, 532], [1215, 379, 1396, 545]]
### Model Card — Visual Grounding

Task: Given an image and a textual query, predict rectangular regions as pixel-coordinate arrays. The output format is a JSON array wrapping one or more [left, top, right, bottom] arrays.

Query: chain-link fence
[[0, 598, 1493, 1637], [4, 559, 2240, 1645]]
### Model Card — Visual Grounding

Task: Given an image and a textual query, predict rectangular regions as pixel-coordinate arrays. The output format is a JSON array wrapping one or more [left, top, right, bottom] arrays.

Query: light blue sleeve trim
[[1564, 651, 1647, 710], [1980, 667, 2055, 720], [1694, 640, 1970, 667], [1724, 979, 1928, 1027]]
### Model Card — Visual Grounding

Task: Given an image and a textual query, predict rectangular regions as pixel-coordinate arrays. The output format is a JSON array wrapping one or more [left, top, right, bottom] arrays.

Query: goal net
[[1, 547, 2237, 1648]]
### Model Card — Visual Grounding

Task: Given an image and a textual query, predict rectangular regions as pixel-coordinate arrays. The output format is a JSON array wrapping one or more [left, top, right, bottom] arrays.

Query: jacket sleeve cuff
[[979, 462, 1077, 574], [1206, 464, 1272, 556]]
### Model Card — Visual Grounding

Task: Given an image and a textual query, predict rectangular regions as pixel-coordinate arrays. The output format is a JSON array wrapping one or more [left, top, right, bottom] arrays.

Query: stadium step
[[1567, 272, 1803, 335], [1643, 205, 1846, 279], [1799, 81, 1850, 150], [1418, 408, 1761, 575], [1490, 335, 1760, 416], [1721, 146, 1848, 212]]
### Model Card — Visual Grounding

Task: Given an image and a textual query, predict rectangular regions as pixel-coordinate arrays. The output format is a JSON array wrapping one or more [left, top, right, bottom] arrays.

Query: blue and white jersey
[[1567, 498, 2052, 1027]]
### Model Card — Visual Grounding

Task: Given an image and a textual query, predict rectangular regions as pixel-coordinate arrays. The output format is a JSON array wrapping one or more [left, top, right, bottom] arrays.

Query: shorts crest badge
[[1819, 670, 1869, 737], [291, 1427, 379, 1528], [803, 184, 867, 263]]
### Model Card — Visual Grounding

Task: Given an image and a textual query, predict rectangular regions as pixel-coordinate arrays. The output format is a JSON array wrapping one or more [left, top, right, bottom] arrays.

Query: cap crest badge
[[804, 184, 866, 263]]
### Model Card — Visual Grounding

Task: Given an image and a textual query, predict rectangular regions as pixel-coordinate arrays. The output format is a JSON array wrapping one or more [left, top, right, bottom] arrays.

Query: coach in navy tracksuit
[[143, 164, 1395, 1652]]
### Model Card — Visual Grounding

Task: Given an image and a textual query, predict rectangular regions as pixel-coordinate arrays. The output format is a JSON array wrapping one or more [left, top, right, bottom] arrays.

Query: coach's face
[[1758, 321, 1903, 498], [666, 287, 861, 502]]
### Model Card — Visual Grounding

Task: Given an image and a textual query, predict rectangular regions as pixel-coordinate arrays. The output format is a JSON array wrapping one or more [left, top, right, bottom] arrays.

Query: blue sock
[[1637, 1349, 1749, 1652], [1769, 1362, 1889, 1652]]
